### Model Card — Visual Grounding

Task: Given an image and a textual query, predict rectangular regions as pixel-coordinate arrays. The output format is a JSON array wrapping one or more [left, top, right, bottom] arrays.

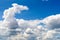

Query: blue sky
[[0, 0, 60, 20]]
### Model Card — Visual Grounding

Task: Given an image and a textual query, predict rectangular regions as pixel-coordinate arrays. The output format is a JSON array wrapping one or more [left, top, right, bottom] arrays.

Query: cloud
[[0, 3, 60, 40], [0, 3, 29, 38], [3, 3, 28, 19], [16, 19, 41, 28], [43, 14, 60, 29]]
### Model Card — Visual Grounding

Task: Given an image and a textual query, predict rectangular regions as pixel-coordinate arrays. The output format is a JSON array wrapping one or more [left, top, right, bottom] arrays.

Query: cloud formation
[[43, 14, 60, 29], [0, 3, 60, 40]]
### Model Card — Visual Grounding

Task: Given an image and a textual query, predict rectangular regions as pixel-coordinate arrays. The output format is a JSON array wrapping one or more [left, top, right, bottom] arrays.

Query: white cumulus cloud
[[0, 3, 60, 40]]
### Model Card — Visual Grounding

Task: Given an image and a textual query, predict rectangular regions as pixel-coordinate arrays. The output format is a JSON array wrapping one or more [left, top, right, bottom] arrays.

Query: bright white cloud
[[43, 14, 60, 29], [3, 3, 28, 19], [0, 3, 29, 37], [0, 3, 60, 40]]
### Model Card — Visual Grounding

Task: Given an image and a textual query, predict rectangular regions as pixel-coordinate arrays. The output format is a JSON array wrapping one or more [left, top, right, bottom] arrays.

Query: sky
[[0, 0, 60, 20], [0, 0, 60, 40]]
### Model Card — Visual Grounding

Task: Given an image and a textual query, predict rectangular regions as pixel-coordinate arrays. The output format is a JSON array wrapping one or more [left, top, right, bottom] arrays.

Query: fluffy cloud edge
[[0, 3, 60, 40]]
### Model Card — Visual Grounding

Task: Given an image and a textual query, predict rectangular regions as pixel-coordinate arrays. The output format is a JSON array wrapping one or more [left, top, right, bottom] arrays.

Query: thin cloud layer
[[0, 3, 60, 40]]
